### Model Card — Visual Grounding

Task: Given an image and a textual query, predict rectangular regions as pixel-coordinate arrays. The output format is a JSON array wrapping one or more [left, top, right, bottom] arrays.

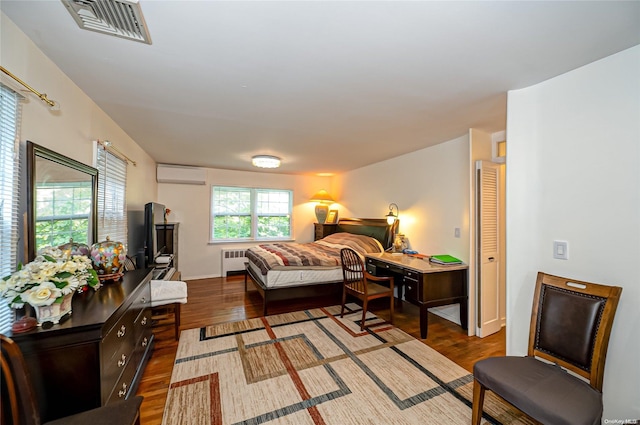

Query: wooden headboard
[[336, 218, 398, 249]]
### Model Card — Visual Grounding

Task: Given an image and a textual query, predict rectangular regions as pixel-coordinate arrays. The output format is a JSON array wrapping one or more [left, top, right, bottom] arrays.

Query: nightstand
[[314, 223, 338, 240]]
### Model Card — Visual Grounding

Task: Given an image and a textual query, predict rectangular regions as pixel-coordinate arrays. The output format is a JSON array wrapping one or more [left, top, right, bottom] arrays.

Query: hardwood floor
[[136, 275, 505, 424]]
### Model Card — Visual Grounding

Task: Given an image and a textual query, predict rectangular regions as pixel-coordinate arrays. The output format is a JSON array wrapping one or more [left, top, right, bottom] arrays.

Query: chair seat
[[150, 280, 187, 307], [364, 281, 392, 296], [474, 356, 602, 425]]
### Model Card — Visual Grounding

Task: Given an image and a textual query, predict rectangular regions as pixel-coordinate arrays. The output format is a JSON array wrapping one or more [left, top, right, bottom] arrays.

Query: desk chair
[[340, 248, 394, 330], [1, 334, 143, 425], [472, 272, 622, 425]]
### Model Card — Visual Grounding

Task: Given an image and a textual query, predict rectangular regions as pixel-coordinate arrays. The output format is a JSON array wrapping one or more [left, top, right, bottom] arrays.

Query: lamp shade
[[310, 190, 335, 204], [310, 190, 334, 224]]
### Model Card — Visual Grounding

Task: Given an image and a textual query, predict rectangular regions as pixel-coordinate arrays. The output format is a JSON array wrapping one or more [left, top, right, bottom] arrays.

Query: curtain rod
[[97, 139, 137, 166], [0, 66, 59, 109]]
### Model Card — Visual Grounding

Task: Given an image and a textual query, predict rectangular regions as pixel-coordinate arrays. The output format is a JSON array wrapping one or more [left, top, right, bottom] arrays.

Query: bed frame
[[244, 218, 398, 316]]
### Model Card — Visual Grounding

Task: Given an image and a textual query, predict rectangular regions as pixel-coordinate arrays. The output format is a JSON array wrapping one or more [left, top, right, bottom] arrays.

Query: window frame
[[210, 185, 293, 242]]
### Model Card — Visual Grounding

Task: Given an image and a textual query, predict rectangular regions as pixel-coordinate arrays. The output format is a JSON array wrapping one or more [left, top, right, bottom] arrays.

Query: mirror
[[27, 141, 98, 261]]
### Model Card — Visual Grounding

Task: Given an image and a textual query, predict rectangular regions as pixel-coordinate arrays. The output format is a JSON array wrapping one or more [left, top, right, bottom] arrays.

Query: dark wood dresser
[[10, 268, 154, 422]]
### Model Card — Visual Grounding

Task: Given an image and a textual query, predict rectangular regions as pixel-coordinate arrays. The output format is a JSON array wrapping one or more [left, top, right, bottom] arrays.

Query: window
[[0, 84, 22, 334], [96, 145, 128, 247], [211, 186, 292, 241], [34, 180, 92, 251]]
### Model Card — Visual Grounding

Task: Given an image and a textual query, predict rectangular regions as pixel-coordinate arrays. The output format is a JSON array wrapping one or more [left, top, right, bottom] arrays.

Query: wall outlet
[[553, 240, 569, 260], [454, 227, 461, 238]]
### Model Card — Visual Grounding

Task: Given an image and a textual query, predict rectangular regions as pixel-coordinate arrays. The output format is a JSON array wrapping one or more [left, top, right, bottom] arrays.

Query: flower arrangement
[[0, 247, 100, 309]]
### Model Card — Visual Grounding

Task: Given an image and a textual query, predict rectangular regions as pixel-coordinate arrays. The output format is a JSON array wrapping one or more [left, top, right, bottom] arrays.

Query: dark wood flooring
[[136, 275, 505, 425]]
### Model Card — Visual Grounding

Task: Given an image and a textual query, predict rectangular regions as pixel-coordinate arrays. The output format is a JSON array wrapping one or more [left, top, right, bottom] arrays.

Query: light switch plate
[[553, 240, 569, 260]]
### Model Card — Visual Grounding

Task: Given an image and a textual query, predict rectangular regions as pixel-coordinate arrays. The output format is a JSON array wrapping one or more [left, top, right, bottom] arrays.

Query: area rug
[[162, 304, 534, 425]]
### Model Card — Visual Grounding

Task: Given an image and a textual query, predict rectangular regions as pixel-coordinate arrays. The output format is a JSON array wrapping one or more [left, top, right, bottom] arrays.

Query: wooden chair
[[472, 272, 622, 425], [124, 256, 186, 341], [150, 280, 187, 341], [1, 334, 143, 425], [340, 248, 394, 330]]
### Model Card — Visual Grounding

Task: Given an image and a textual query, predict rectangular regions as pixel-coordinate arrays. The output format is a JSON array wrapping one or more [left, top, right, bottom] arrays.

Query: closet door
[[476, 160, 501, 338]]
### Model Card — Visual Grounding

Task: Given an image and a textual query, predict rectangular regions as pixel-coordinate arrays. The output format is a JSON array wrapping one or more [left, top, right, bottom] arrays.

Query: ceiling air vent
[[61, 0, 151, 44]]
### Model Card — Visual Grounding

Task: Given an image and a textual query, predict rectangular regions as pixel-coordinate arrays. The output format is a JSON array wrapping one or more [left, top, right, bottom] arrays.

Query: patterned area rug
[[162, 304, 533, 425]]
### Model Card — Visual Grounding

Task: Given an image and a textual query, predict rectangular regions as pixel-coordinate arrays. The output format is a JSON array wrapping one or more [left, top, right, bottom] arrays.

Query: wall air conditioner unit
[[157, 164, 206, 185]]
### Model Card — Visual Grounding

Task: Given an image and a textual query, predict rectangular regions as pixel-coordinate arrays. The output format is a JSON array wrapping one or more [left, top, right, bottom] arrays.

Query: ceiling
[[2, 1, 639, 175]]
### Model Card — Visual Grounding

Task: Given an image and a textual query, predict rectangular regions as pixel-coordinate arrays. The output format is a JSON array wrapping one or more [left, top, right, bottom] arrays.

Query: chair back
[[528, 272, 622, 390], [123, 255, 137, 272], [340, 248, 367, 296], [1, 334, 41, 425]]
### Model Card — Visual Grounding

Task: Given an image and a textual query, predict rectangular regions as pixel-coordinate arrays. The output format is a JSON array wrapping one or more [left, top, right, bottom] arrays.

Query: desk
[[365, 253, 468, 339]]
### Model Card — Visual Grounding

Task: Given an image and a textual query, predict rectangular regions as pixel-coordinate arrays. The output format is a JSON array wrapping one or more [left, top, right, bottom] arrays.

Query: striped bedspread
[[246, 232, 383, 275]]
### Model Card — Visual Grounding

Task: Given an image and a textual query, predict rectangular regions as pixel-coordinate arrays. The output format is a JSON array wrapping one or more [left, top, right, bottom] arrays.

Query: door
[[476, 160, 501, 337]]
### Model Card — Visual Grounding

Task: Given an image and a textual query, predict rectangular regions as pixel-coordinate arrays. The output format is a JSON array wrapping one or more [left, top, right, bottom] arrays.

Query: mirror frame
[[27, 141, 98, 261]]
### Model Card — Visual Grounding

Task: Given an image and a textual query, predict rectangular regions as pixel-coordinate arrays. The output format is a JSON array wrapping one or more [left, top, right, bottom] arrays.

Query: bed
[[244, 218, 397, 315]]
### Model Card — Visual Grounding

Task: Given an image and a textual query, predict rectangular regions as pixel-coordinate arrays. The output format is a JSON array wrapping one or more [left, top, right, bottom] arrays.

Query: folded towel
[[151, 297, 187, 308], [150, 280, 188, 303]]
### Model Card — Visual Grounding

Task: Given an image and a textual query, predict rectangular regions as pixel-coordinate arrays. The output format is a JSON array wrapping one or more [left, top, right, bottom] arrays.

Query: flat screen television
[[144, 202, 166, 267]]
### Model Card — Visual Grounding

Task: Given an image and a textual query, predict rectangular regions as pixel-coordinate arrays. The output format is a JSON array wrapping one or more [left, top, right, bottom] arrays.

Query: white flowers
[[1, 247, 100, 309], [21, 282, 62, 307]]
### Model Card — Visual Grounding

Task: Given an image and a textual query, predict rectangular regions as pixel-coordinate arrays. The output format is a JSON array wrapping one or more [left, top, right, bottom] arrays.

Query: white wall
[[336, 134, 470, 259], [1, 13, 157, 257], [506, 45, 640, 420], [335, 135, 471, 326], [158, 169, 332, 280]]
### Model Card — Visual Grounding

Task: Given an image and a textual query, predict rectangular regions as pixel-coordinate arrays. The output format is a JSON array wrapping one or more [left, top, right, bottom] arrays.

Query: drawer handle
[[118, 383, 127, 398], [142, 337, 148, 347], [117, 325, 126, 338], [141, 316, 148, 325], [117, 354, 127, 368]]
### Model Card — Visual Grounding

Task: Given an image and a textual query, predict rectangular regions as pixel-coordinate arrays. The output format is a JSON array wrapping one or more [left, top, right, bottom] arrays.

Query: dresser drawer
[[105, 358, 137, 405], [403, 271, 420, 302], [101, 309, 136, 396], [134, 308, 152, 343]]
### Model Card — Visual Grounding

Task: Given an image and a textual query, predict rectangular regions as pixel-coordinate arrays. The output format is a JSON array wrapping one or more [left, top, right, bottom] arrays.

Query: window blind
[[0, 84, 23, 333], [96, 146, 128, 249]]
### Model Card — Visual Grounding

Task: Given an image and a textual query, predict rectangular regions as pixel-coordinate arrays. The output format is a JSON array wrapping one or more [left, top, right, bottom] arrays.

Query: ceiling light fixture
[[252, 155, 281, 169]]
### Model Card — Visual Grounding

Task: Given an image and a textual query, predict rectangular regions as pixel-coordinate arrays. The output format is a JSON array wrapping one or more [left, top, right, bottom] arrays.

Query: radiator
[[221, 248, 249, 276]]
